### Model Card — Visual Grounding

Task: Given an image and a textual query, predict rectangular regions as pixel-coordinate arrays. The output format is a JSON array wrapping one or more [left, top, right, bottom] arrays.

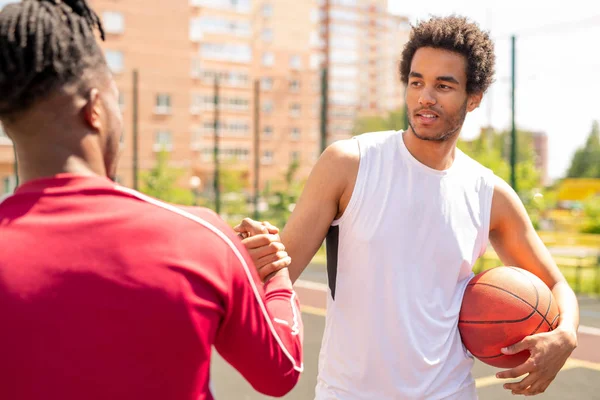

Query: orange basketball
[[458, 266, 560, 368]]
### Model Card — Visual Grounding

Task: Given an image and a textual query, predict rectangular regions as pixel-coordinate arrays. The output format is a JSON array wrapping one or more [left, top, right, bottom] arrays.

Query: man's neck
[[14, 136, 107, 184], [402, 129, 460, 171]]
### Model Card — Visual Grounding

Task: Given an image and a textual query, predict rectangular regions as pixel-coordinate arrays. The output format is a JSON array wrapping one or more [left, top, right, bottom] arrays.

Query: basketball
[[458, 266, 560, 368]]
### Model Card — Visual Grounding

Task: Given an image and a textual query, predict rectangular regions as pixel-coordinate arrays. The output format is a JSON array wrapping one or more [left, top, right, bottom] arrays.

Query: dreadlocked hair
[[399, 15, 496, 94], [0, 0, 107, 118]]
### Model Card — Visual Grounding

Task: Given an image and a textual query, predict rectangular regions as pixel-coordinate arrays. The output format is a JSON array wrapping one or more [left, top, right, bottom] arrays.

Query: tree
[[353, 108, 407, 136], [458, 129, 541, 195], [261, 160, 304, 229], [581, 196, 600, 234], [140, 151, 194, 205], [567, 121, 600, 178], [458, 128, 544, 226], [217, 165, 250, 225]]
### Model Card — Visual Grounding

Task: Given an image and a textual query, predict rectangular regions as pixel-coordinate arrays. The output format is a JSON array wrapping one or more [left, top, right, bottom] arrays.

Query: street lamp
[[189, 175, 202, 206]]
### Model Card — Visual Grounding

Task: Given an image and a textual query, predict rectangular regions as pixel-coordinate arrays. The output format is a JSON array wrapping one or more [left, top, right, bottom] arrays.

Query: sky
[[389, 0, 600, 180]]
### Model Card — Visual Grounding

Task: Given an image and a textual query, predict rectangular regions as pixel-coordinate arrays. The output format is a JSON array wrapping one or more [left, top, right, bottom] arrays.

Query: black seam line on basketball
[[471, 317, 544, 359], [459, 283, 538, 324], [511, 267, 554, 329], [471, 312, 560, 359], [549, 313, 560, 328], [470, 278, 555, 359]]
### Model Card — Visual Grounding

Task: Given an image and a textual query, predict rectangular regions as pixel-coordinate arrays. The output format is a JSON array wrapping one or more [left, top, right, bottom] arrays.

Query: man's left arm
[[488, 176, 579, 396]]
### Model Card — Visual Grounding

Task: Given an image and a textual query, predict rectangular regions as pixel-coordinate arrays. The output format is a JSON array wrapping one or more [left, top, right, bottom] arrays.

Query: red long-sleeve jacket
[[0, 174, 303, 399]]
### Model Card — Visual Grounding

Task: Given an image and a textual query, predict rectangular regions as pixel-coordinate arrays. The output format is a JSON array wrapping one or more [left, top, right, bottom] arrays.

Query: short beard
[[408, 100, 468, 142]]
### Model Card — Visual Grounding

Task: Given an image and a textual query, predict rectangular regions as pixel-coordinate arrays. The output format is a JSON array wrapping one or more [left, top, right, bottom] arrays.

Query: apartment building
[[0, 124, 15, 194], [91, 0, 193, 189], [250, 0, 322, 184], [0, 0, 410, 195], [0, 1, 15, 194], [320, 0, 410, 144]]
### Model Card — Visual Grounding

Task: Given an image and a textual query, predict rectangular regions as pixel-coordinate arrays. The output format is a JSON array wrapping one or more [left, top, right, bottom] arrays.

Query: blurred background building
[[0, 0, 411, 197]]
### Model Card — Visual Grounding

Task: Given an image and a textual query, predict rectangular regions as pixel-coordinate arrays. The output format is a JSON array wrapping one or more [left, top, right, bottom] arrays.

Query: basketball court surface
[[210, 264, 600, 399]]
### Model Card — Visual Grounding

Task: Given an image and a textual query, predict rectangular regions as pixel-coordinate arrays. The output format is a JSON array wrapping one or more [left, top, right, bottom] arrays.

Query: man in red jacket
[[0, 1, 302, 399]]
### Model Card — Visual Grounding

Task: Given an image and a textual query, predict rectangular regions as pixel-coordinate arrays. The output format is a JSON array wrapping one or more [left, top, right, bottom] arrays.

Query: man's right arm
[[237, 139, 359, 283]]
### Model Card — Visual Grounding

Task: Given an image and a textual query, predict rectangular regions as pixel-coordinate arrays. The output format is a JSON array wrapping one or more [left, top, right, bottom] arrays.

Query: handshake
[[234, 218, 292, 282]]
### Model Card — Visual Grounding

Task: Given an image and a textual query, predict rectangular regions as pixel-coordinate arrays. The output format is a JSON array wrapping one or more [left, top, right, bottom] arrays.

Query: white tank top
[[316, 130, 495, 400]]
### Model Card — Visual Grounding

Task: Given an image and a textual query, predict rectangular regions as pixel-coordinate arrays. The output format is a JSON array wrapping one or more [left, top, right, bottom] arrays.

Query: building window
[[200, 43, 252, 63], [104, 50, 124, 73], [190, 0, 251, 13], [262, 100, 274, 113], [289, 79, 300, 92], [289, 55, 301, 70], [289, 103, 301, 117], [262, 52, 275, 67], [262, 150, 274, 164], [155, 94, 171, 115], [290, 128, 301, 140], [191, 57, 202, 78], [291, 151, 301, 163], [154, 130, 173, 152], [191, 127, 203, 150], [263, 126, 273, 138], [262, 3, 273, 17], [261, 28, 273, 42], [190, 16, 251, 39], [103, 11, 124, 34], [261, 77, 273, 91]]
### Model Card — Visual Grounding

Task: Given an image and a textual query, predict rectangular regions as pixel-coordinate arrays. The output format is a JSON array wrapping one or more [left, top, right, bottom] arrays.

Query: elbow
[[253, 367, 302, 397]]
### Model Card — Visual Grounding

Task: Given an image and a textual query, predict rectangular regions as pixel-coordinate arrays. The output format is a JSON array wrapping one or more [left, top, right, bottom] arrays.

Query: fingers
[[523, 379, 551, 396], [503, 372, 536, 395], [256, 256, 292, 281], [496, 359, 534, 380], [502, 336, 534, 355], [261, 220, 280, 234], [234, 218, 269, 237], [236, 224, 289, 281], [247, 240, 286, 261], [242, 234, 282, 250]]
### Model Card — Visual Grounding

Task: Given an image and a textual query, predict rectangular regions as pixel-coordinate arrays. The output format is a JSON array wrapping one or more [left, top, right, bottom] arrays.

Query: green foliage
[[218, 165, 250, 225], [457, 129, 541, 195], [260, 160, 304, 229], [567, 121, 600, 178], [353, 108, 407, 136], [581, 196, 600, 234], [139, 151, 194, 205]]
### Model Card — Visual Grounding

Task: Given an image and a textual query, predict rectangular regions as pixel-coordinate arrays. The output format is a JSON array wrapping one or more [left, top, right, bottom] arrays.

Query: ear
[[466, 91, 483, 112], [83, 88, 103, 132]]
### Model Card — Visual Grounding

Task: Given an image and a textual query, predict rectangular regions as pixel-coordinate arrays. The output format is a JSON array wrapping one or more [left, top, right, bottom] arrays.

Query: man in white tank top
[[236, 16, 579, 399]]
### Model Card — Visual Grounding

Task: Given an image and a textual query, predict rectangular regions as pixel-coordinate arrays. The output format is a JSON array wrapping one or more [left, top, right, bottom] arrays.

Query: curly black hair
[[399, 15, 495, 94], [0, 0, 107, 118]]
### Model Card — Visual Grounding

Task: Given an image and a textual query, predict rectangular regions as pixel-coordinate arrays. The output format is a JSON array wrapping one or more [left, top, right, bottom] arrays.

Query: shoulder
[[311, 138, 360, 187], [322, 137, 359, 162], [115, 187, 239, 249], [354, 129, 400, 148], [489, 175, 529, 232], [321, 130, 399, 166]]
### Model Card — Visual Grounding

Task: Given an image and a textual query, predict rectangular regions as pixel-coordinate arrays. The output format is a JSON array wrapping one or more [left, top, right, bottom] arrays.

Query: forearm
[[280, 230, 322, 284], [552, 280, 580, 338], [215, 267, 303, 397]]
